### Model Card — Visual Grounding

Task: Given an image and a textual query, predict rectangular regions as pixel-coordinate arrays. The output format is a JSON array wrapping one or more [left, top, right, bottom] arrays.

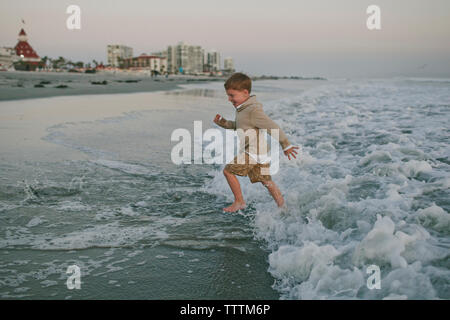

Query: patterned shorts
[[224, 153, 272, 184]]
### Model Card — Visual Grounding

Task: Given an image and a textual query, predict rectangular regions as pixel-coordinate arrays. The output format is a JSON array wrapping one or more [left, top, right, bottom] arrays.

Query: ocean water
[[0, 78, 449, 299]]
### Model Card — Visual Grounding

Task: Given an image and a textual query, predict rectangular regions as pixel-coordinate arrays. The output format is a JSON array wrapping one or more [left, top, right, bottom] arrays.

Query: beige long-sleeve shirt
[[216, 95, 292, 163]]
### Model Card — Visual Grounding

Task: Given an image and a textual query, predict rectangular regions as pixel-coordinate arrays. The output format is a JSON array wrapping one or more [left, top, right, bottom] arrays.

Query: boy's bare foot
[[278, 203, 289, 216], [223, 201, 246, 213]]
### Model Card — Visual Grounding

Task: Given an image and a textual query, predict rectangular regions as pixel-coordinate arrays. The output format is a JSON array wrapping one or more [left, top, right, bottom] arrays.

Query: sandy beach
[[0, 71, 225, 101], [0, 74, 230, 164], [0, 75, 448, 299], [0, 76, 282, 299]]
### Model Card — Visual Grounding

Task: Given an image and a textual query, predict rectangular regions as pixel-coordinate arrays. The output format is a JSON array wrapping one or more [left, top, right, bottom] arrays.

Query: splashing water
[[203, 78, 450, 299]]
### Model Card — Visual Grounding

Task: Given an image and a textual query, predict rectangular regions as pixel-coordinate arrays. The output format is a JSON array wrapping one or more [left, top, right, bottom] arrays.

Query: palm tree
[[41, 55, 48, 65], [50, 57, 57, 69], [51, 56, 66, 69]]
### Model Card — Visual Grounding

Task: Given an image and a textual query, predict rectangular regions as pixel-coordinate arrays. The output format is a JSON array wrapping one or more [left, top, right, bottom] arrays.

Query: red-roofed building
[[14, 28, 43, 71], [120, 53, 167, 75]]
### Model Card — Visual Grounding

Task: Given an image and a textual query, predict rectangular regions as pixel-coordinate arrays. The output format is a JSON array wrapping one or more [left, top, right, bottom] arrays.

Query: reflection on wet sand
[[165, 88, 220, 98]]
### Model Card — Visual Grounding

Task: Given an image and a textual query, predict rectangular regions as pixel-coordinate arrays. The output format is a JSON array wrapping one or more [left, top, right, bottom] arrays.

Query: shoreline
[[0, 76, 233, 164], [0, 81, 280, 299], [0, 70, 329, 102], [0, 71, 226, 102]]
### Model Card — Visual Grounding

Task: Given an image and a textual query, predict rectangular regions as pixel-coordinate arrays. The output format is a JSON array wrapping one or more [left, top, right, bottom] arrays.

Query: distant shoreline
[[252, 75, 327, 81], [0, 71, 229, 102], [0, 71, 327, 102]]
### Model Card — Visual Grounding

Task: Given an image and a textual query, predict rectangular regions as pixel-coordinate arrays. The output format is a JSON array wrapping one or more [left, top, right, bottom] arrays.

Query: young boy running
[[213, 73, 299, 212]]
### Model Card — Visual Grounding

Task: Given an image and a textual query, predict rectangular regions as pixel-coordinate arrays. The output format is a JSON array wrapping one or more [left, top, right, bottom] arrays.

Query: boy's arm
[[250, 108, 292, 150], [214, 115, 236, 130]]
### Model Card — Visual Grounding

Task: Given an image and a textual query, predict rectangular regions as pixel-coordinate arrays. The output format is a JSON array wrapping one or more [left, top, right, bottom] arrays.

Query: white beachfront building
[[121, 53, 167, 74], [224, 57, 235, 73], [107, 45, 133, 67], [206, 50, 221, 73], [167, 41, 204, 75], [0, 47, 18, 70]]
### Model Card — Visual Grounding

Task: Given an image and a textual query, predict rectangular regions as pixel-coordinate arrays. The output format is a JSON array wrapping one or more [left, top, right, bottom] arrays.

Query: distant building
[[151, 50, 167, 58], [107, 45, 133, 67], [167, 41, 204, 75], [0, 47, 18, 70], [166, 45, 177, 74], [188, 45, 204, 75], [207, 50, 220, 72], [223, 57, 235, 73], [14, 28, 42, 71], [121, 53, 167, 75], [205, 50, 221, 73]]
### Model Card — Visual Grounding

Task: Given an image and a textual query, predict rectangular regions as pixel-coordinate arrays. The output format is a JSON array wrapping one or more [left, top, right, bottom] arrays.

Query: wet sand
[[0, 79, 280, 300], [0, 71, 225, 101], [0, 88, 230, 163]]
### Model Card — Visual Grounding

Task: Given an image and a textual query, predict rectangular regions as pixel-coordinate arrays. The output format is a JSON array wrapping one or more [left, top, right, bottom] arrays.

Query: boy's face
[[226, 89, 250, 108]]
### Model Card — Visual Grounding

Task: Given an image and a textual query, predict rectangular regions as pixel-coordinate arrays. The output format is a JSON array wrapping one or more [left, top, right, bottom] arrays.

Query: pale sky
[[1, 0, 449, 77]]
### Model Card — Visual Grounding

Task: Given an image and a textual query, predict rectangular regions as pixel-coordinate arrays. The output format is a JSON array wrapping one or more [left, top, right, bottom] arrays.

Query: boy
[[213, 73, 299, 212]]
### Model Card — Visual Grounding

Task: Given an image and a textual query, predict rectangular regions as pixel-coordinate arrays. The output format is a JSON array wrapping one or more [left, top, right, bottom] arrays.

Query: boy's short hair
[[224, 72, 252, 93]]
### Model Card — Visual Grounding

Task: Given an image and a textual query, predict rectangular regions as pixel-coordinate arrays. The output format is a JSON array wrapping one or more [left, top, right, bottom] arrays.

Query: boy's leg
[[223, 169, 246, 212], [262, 180, 285, 208]]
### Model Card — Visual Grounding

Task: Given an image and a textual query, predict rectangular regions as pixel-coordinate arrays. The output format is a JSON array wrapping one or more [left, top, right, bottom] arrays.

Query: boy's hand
[[284, 146, 300, 160], [213, 114, 223, 125]]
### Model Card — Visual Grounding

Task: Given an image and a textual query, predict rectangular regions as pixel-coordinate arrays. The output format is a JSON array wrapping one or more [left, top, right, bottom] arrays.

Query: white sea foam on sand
[[204, 78, 450, 299]]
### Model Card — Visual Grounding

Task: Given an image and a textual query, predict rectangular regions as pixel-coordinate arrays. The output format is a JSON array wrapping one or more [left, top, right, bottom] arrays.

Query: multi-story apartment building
[[205, 50, 221, 73], [120, 54, 167, 74], [167, 41, 204, 74], [224, 57, 235, 73], [107, 45, 133, 67]]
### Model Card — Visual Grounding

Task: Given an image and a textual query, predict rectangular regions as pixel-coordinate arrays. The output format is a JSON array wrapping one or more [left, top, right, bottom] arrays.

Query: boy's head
[[224, 73, 252, 108]]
